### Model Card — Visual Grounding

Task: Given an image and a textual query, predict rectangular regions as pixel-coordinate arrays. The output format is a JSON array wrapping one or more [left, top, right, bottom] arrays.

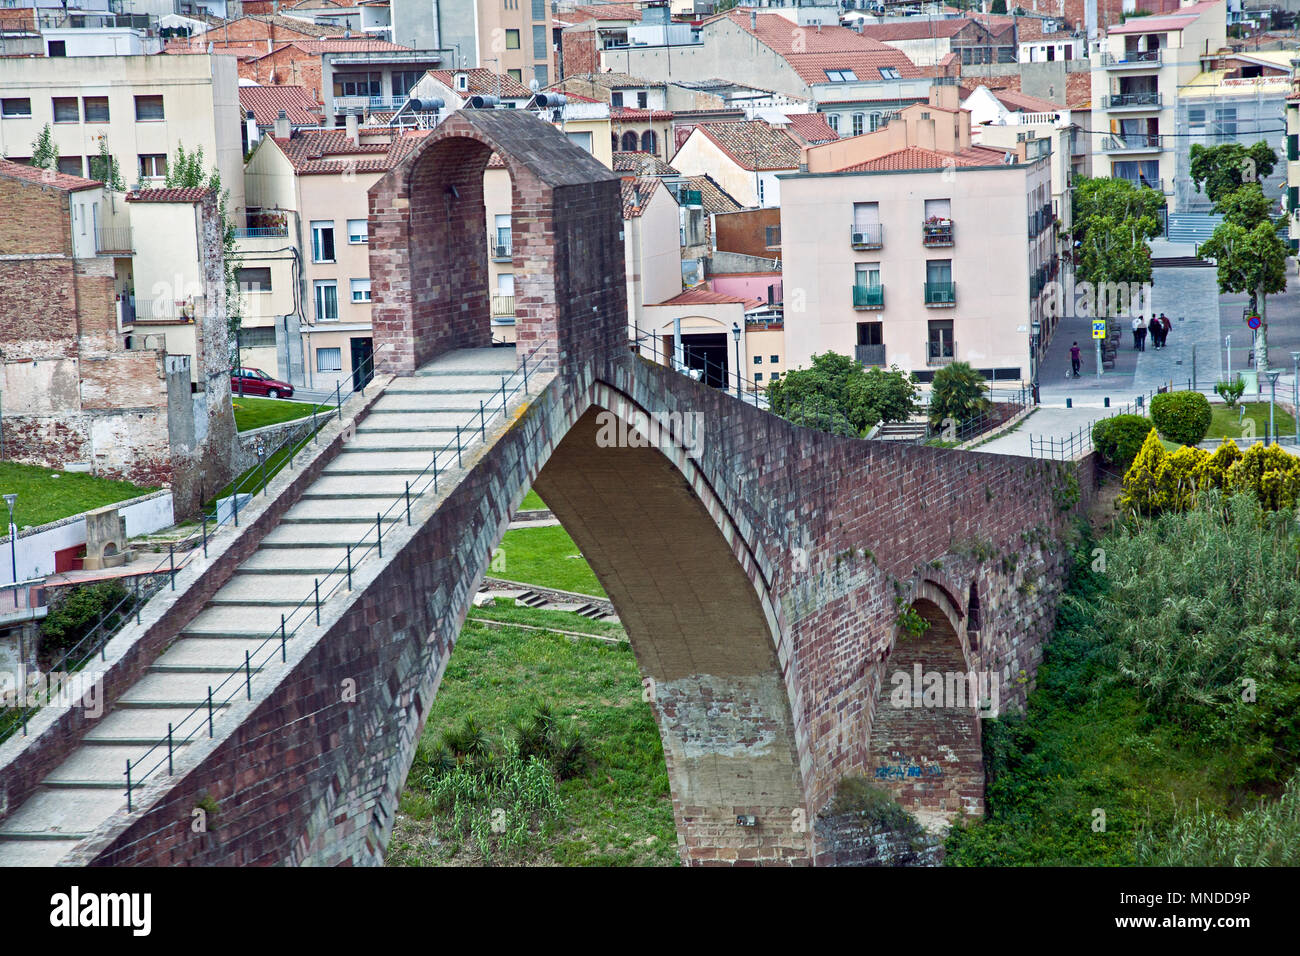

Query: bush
[[1092, 414, 1155, 469], [1121, 434, 1300, 515], [1150, 390, 1212, 446], [1215, 375, 1246, 409], [928, 362, 989, 429], [38, 579, 132, 662]]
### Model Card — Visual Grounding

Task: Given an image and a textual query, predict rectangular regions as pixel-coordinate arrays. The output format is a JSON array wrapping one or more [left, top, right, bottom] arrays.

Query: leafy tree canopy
[[767, 352, 918, 436], [1189, 141, 1278, 205]]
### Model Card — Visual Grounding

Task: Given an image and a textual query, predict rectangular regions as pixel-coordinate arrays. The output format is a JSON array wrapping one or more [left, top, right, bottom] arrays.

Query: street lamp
[[3, 493, 16, 599], [731, 322, 742, 400], [1266, 369, 1282, 445], [1291, 351, 1299, 446]]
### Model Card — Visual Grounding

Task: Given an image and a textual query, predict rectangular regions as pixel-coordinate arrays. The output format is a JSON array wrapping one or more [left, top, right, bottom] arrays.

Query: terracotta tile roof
[[859, 19, 972, 41], [195, 14, 347, 39], [790, 50, 923, 85], [563, 72, 660, 89], [1109, 0, 1219, 33], [653, 287, 763, 309], [286, 38, 412, 53], [126, 187, 212, 202], [427, 68, 532, 99], [683, 174, 742, 214], [988, 87, 1064, 113], [275, 128, 425, 174], [725, 13, 928, 84], [1066, 72, 1091, 108], [691, 120, 802, 170], [621, 176, 663, 219], [0, 158, 101, 192], [784, 113, 839, 145], [612, 151, 679, 175], [611, 106, 673, 121], [572, 3, 643, 21], [837, 145, 1012, 173], [239, 85, 322, 126]]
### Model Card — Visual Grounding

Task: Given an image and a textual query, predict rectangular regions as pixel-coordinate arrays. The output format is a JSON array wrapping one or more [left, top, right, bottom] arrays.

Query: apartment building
[[670, 119, 802, 208], [387, 0, 556, 87], [0, 53, 245, 217], [780, 85, 1056, 385], [621, 176, 683, 342], [1089, 0, 1227, 198]]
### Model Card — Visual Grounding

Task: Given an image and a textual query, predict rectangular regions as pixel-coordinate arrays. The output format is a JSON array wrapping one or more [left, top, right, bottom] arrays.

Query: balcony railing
[[234, 226, 289, 239], [850, 223, 884, 249], [334, 95, 410, 112], [855, 343, 886, 366], [95, 226, 133, 254], [852, 284, 884, 310], [922, 219, 954, 246], [1102, 91, 1163, 109], [491, 294, 515, 317], [927, 340, 956, 366], [489, 232, 512, 260], [1101, 49, 1163, 68], [1101, 134, 1166, 152], [924, 281, 956, 306]]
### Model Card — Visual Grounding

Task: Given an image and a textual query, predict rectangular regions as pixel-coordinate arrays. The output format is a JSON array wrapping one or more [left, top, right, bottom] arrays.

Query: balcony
[[491, 295, 515, 318], [233, 226, 289, 239], [850, 223, 884, 249], [927, 340, 956, 366], [95, 226, 133, 254], [489, 232, 512, 261], [852, 284, 884, 310], [855, 343, 886, 366], [1101, 134, 1166, 153], [924, 281, 956, 306], [1101, 49, 1163, 69], [922, 219, 954, 247], [1102, 91, 1163, 110], [334, 95, 410, 113]]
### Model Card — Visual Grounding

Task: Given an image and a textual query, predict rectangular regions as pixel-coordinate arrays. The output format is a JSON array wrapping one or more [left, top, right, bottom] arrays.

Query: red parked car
[[231, 367, 294, 399]]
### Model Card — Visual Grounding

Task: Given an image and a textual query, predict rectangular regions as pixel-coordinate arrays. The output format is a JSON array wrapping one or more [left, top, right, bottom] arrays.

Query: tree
[[89, 138, 125, 192], [928, 362, 989, 429], [30, 124, 58, 171], [1189, 141, 1278, 204], [1199, 216, 1288, 376], [160, 142, 241, 360], [767, 352, 917, 436], [1071, 176, 1164, 286]]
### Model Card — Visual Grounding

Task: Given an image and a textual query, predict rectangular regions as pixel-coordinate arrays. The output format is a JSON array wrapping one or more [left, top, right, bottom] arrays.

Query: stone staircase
[[0, 348, 524, 866]]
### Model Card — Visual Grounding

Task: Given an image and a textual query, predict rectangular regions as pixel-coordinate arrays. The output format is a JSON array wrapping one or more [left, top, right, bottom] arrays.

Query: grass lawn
[[490, 524, 605, 597], [205, 423, 324, 511], [1207, 401, 1297, 442], [386, 617, 678, 866], [519, 489, 546, 511], [0, 461, 157, 530], [231, 396, 333, 433], [469, 597, 625, 641]]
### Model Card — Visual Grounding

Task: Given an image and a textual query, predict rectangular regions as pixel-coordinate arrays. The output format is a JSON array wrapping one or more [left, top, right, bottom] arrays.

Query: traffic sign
[[1092, 319, 1107, 340], [1247, 314, 1262, 330]]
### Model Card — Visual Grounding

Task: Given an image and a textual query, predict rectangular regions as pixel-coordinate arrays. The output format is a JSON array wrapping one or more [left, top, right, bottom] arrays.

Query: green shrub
[[1150, 390, 1212, 446], [1092, 414, 1155, 469], [510, 703, 587, 780], [928, 362, 989, 429], [38, 580, 133, 662], [1215, 375, 1246, 409]]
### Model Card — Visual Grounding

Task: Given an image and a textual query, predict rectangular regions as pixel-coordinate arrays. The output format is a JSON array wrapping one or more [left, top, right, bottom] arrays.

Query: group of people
[[1131, 314, 1172, 351]]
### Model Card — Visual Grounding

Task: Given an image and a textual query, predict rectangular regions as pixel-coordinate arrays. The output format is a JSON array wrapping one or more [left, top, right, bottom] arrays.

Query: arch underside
[[531, 406, 810, 864]]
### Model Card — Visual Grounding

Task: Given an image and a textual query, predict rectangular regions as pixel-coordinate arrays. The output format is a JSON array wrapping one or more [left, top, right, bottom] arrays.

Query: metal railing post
[[233, 486, 240, 527], [456, 426, 462, 467], [167, 722, 174, 775], [125, 759, 132, 812], [336, 381, 342, 421], [311, 408, 317, 444], [522, 354, 529, 392], [245, 650, 252, 699], [405, 481, 411, 525], [376, 513, 383, 559], [281, 613, 287, 662], [202, 514, 208, 558], [346, 545, 352, 590], [501, 379, 508, 416], [207, 685, 214, 737], [169, 543, 175, 590], [479, 400, 486, 442], [314, 578, 321, 626]]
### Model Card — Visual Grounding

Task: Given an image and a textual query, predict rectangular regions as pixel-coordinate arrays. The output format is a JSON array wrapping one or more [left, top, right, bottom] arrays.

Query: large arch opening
[[866, 594, 986, 830]]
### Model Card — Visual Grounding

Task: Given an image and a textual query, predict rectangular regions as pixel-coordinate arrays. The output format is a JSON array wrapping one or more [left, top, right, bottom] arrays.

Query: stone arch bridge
[[0, 111, 1088, 866]]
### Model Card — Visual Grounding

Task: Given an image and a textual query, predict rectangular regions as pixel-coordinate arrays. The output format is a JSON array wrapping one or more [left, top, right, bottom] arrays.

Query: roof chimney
[[246, 109, 259, 147], [274, 108, 290, 140], [345, 110, 360, 147]]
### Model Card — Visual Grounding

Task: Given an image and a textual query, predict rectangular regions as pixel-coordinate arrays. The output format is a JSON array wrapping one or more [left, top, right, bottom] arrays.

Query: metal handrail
[[120, 342, 545, 809]]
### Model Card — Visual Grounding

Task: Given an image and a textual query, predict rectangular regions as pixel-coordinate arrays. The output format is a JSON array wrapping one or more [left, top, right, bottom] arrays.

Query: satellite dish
[[529, 78, 540, 92]]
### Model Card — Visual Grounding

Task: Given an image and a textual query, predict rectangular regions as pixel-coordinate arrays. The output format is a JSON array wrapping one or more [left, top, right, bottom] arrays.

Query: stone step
[[341, 431, 457, 452], [299, 473, 447, 499], [152, 637, 279, 671], [370, 392, 500, 413], [84, 705, 228, 744], [515, 592, 547, 608], [413, 348, 518, 374], [280, 499, 410, 523], [260, 522, 390, 547], [242, 546, 354, 572], [181, 603, 289, 639], [385, 375, 516, 394], [358, 411, 499, 432], [323, 450, 453, 476], [45, 742, 193, 786], [207, 574, 337, 606], [119, 672, 253, 706], [0, 786, 124, 840]]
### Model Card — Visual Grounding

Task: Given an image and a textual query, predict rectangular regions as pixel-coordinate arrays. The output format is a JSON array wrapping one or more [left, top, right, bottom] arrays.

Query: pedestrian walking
[[1160, 313, 1172, 348], [1132, 315, 1145, 351], [1148, 314, 1162, 349], [1069, 341, 1082, 378]]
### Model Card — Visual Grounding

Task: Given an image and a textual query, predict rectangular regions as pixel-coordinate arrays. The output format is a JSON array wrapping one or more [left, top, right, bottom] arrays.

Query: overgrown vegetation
[[39, 580, 137, 663], [946, 492, 1300, 865], [768, 352, 918, 435]]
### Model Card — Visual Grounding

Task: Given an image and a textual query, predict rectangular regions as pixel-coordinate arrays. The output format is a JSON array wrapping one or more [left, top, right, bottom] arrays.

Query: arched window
[[641, 129, 657, 155], [621, 130, 639, 152], [611, 133, 619, 153], [852, 113, 865, 136]]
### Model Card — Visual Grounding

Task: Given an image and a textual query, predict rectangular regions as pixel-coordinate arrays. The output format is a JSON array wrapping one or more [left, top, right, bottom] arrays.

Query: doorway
[[350, 336, 374, 391]]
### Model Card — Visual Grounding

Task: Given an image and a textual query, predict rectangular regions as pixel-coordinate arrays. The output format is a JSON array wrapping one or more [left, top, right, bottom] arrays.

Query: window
[[826, 113, 839, 132], [753, 355, 763, 364], [878, 67, 899, 80], [87, 154, 112, 181], [856, 262, 881, 288], [621, 131, 638, 151], [857, 321, 883, 346], [506, 29, 520, 50], [494, 214, 511, 253], [1, 98, 31, 117], [316, 347, 342, 372], [134, 95, 164, 121], [311, 221, 336, 263], [347, 219, 368, 244], [508, 69, 523, 82], [924, 198, 952, 220], [139, 154, 167, 179], [84, 96, 109, 122], [534, 64, 549, 88], [770, 373, 780, 382], [765, 225, 780, 247], [335, 73, 380, 98], [237, 267, 273, 292], [641, 129, 657, 154], [825, 69, 858, 82], [57, 156, 83, 177], [611, 91, 624, 107], [47, 40, 65, 57], [869, 112, 882, 132], [391, 70, 424, 98], [350, 278, 372, 302], [532, 0, 545, 19], [533, 25, 547, 59], [926, 259, 953, 284], [1213, 106, 1237, 143], [314, 280, 338, 320], [497, 273, 515, 295], [566, 130, 593, 153], [238, 326, 277, 348], [770, 355, 779, 364], [852, 113, 864, 136], [53, 97, 79, 123], [927, 319, 954, 358], [637, 91, 648, 109], [754, 372, 763, 382], [757, 178, 765, 204]]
